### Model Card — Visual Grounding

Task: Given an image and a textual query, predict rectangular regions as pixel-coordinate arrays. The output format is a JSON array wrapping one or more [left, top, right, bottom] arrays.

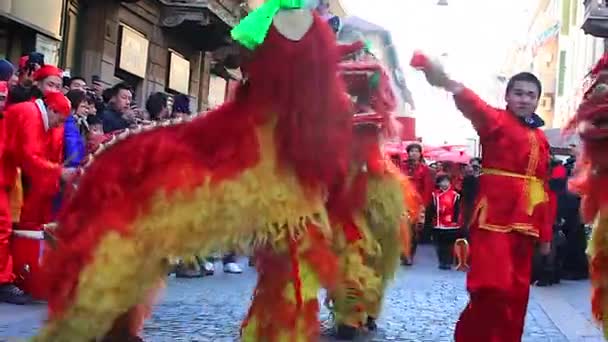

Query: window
[[62, 2, 80, 72], [561, 0, 571, 35]]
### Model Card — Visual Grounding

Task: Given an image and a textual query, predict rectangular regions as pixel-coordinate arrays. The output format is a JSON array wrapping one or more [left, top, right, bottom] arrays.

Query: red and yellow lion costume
[[325, 51, 420, 338], [32, 4, 352, 342], [566, 54, 608, 339]]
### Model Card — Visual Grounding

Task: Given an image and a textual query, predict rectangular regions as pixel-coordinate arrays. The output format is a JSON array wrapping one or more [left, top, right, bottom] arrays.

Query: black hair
[[107, 82, 133, 99], [470, 157, 482, 165], [84, 90, 97, 104], [68, 76, 87, 87], [87, 114, 102, 126], [436, 173, 450, 184], [145, 92, 168, 121], [101, 88, 113, 103], [406, 143, 422, 153], [66, 90, 86, 111], [506, 72, 542, 98]]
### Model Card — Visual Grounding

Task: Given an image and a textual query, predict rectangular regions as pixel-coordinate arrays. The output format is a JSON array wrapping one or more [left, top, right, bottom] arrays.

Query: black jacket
[[102, 108, 129, 134]]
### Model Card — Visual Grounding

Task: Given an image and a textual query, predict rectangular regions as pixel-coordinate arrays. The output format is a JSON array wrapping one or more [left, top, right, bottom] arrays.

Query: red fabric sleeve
[[422, 165, 434, 207], [539, 188, 557, 243], [19, 111, 62, 195], [453, 87, 503, 138]]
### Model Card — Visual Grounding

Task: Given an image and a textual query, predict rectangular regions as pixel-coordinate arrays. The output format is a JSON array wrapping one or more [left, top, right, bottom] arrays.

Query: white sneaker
[[223, 262, 243, 274], [202, 261, 215, 276]]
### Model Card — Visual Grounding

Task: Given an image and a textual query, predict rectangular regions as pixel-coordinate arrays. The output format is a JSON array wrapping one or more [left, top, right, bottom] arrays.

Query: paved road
[[0, 245, 602, 341]]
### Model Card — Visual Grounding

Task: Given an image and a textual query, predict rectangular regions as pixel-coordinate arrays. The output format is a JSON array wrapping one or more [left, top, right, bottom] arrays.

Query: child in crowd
[[429, 173, 462, 269]]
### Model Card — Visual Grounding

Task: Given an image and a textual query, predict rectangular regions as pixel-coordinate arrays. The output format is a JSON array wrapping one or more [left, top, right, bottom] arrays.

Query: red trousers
[[11, 188, 55, 298], [454, 228, 534, 342], [0, 188, 14, 284]]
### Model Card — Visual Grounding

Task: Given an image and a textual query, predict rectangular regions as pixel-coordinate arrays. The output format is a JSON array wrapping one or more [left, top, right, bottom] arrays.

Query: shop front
[[0, 0, 63, 63], [70, 0, 243, 112]]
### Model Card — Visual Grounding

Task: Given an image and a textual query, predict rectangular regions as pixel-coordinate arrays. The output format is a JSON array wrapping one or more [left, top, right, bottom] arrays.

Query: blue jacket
[[63, 115, 86, 168]]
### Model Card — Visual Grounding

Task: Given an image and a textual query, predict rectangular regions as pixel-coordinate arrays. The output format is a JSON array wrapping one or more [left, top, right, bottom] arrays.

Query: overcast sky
[[342, 0, 539, 144]]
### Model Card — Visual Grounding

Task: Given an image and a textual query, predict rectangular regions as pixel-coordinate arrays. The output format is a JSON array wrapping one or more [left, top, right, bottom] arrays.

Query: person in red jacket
[[401, 142, 433, 265], [1, 91, 74, 301], [429, 173, 462, 269], [413, 53, 552, 342]]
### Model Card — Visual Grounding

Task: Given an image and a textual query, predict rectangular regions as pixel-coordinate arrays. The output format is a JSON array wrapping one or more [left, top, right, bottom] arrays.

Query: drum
[[11, 228, 48, 300]]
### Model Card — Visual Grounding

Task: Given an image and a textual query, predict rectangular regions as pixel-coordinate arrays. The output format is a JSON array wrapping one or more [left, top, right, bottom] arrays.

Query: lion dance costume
[[326, 53, 420, 339], [32, 2, 353, 341], [567, 54, 608, 339]]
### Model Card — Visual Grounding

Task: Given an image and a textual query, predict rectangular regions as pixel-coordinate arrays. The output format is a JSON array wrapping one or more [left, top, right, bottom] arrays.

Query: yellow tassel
[[10, 169, 23, 222], [453, 238, 469, 272]]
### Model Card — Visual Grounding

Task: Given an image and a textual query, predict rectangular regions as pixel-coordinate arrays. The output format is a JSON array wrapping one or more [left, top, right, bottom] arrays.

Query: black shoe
[[174, 264, 203, 278], [366, 317, 377, 331], [401, 257, 413, 266], [336, 324, 358, 340], [562, 272, 588, 281], [535, 280, 551, 287], [0, 284, 32, 305], [101, 334, 144, 342]]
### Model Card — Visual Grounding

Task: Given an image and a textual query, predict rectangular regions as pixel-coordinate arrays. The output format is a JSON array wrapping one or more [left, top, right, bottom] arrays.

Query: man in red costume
[[1, 89, 73, 301], [402, 142, 433, 265], [412, 53, 553, 342]]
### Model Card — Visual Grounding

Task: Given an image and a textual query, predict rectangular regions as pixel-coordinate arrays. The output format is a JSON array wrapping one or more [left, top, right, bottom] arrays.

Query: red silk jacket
[[403, 161, 434, 207], [431, 187, 461, 229], [453, 88, 552, 242]]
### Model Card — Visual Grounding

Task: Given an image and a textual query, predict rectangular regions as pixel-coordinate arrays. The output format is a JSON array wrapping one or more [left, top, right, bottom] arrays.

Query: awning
[[158, 0, 243, 51], [159, 0, 242, 27]]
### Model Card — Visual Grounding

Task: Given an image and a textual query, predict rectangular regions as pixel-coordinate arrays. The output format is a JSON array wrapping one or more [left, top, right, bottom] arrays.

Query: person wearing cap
[[7, 63, 61, 107], [0, 91, 76, 302], [413, 53, 553, 341], [0, 60, 15, 85]]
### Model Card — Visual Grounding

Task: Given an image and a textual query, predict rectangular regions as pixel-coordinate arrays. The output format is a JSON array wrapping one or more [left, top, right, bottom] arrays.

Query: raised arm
[[410, 51, 503, 138]]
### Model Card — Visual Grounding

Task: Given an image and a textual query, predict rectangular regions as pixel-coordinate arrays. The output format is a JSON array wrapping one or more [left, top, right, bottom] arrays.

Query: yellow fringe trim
[[241, 259, 321, 342], [588, 207, 608, 340], [332, 238, 381, 327], [364, 169, 407, 284], [33, 119, 330, 342], [10, 168, 23, 222]]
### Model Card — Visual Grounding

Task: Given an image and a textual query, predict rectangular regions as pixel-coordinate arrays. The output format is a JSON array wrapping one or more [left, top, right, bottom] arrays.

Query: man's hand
[[61, 167, 78, 181], [410, 51, 464, 94], [539, 242, 551, 256]]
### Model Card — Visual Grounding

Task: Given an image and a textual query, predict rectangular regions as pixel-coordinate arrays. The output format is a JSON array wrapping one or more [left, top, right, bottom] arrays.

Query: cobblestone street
[[0, 246, 602, 341]]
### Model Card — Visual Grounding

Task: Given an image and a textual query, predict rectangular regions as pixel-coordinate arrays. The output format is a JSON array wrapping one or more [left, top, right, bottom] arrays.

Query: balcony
[[582, 0, 608, 37], [157, 0, 246, 51]]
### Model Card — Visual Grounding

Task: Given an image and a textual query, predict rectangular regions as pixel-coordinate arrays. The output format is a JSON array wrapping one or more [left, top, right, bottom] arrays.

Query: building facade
[[0, 0, 246, 113], [554, 0, 606, 129]]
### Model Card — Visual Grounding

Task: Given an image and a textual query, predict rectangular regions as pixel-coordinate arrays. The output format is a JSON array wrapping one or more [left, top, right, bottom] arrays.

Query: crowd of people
[[0, 3, 600, 341], [0, 52, 248, 305], [0, 51, 590, 303], [396, 140, 589, 283]]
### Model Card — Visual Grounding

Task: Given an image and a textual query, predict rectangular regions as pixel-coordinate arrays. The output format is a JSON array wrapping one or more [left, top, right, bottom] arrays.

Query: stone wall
[[78, 0, 210, 111]]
